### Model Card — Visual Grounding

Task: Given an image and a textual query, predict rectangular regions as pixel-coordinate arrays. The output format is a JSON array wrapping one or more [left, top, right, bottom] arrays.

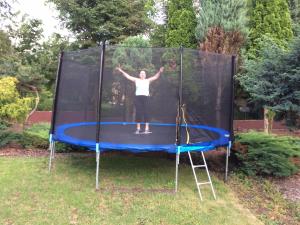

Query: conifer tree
[[165, 0, 197, 48], [195, 0, 248, 54], [248, 0, 293, 57], [287, 0, 300, 35]]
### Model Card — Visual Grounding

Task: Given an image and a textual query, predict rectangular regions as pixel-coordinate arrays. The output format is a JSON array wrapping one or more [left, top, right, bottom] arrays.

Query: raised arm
[[116, 66, 138, 82], [147, 67, 164, 82]]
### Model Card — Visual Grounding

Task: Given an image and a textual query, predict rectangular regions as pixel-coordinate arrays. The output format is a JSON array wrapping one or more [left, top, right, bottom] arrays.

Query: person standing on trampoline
[[116, 66, 164, 134]]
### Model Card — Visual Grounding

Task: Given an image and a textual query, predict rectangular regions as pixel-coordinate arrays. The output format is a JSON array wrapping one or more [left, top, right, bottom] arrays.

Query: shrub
[[0, 131, 22, 148], [0, 77, 33, 123], [20, 123, 79, 152], [234, 132, 300, 177], [37, 89, 53, 111], [0, 120, 10, 131]]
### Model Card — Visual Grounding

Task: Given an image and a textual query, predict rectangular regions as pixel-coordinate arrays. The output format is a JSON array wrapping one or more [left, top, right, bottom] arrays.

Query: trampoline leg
[[52, 141, 56, 159], [48, 141, 55, 172], [175, 152, 180, 192], [225, 146, 229, 182], [96, 150, 100, 190]]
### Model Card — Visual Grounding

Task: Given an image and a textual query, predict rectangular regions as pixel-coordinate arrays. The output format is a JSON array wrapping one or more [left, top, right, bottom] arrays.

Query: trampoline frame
[[52, 121, 230, 152], [48, 43, 236, 201]]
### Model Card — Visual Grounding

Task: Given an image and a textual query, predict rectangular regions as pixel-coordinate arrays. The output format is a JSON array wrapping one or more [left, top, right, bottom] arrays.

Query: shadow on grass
[[51, 151, 181, 191]]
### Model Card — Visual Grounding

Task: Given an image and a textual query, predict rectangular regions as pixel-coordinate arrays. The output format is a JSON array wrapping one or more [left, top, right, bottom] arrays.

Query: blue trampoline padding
[[52, 122, 230, 153]]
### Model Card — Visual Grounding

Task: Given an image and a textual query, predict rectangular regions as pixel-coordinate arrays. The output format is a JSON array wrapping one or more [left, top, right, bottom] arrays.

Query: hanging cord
[[181, 104, 190, 144]]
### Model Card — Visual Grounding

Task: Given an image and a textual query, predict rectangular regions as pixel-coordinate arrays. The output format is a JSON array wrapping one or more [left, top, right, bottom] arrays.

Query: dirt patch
[[228, 175, 300, 225], [0, 148, 49, 157], [0, 148, 102, 159], [272, 172, 300, 202]]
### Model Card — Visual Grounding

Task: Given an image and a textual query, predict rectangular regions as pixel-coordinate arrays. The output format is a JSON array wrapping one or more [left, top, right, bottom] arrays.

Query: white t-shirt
[[135, 79, 150, 96]]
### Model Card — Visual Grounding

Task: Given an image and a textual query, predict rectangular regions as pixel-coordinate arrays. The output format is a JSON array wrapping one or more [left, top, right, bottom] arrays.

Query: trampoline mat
[[53, 122, 230, 153]]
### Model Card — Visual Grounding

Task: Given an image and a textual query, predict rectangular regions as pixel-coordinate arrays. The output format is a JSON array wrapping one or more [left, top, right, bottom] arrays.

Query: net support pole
[[175, 46, 184, 193], [95, 41, 106, 190], [95, 143, 100, 190], [175, 147, 180, 192], [225, 55, 236, 182], [48, 52, 64, 172]]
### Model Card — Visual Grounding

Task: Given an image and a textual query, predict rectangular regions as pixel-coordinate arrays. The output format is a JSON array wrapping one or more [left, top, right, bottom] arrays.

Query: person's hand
[[159, 67, 164, 73], [116, 65, 122, 72]]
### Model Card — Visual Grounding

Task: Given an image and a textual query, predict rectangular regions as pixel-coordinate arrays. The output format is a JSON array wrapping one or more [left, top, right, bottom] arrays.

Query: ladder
[[188, 151, 216, 201]]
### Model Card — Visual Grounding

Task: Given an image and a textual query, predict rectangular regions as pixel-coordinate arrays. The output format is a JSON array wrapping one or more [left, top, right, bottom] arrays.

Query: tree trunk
[[264, 107, 269, 134], [264, 107, 275, 134], [24, 85, 39, 126]]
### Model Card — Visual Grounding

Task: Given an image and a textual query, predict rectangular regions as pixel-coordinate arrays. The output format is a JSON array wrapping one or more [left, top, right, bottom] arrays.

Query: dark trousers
[[135, 95, 150, 123]]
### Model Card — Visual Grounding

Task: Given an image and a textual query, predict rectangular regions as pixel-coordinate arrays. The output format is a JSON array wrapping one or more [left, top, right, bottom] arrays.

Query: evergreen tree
[[150, 24, 167, 47], [238, 36, 300, 129], [165, 0, 197, 48], [195, 0, 248, 54], [247, 0, 293, 57], [287, 0, 300, 35]]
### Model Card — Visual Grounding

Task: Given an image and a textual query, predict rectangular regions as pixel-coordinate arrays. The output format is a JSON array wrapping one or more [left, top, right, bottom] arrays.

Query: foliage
[[150, 24, 167, 47], [165, 0, 197, 48], [0, 130, 22, 148], [112, 36, 152, 71], [20, 123, 72, 152], [37, 89, 53, 111], [234, 132, 300, 177], [11, 18, 47, 89], [247, 0, 293, 58], [0, 120, 9, 131], [287, 0, 300, 35], [238, 36, 300, 126], [36, 34, 72, 89], [0, 29, 13, 57], [49, 0, 152, 44], [0, 77, 32, 123], [195, 0, 248, 54], [1, 19, 71, 117], [0, 29, 20, 77], [14, 18, 44, 64]]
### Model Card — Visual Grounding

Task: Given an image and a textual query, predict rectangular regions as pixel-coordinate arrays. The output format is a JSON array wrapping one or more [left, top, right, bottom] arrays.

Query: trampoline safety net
[[51, 45, 234, 153]]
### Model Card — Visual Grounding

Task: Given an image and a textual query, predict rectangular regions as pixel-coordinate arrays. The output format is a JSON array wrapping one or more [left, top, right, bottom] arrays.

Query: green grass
[[0, 154, 262, 225]]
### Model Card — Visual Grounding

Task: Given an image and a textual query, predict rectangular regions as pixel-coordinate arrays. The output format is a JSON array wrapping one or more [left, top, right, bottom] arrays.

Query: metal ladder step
[[193, 165, 206, 168], [197, 182, 211, 185], [188, 151, 217, 201]]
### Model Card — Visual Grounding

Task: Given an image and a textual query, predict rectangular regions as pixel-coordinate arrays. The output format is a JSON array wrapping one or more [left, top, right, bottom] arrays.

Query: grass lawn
[[0, 153, 262, 225]]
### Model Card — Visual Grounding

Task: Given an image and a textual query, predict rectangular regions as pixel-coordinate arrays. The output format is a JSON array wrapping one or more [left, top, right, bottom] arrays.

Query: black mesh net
[[98, 46, 179, 145], [52, 46, 233, 149], [53, 47, 101, 141], [181, 49, 233, 145]]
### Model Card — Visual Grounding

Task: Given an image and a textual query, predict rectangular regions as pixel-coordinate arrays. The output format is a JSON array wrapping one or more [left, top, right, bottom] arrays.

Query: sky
[[11, 0, 71, 39]]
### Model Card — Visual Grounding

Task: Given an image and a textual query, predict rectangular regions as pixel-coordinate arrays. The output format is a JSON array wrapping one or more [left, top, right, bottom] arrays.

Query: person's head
[[139, 70, 146, 79]]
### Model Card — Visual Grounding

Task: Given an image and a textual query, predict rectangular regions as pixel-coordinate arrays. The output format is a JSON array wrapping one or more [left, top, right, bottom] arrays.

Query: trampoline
[[53, 122, 230, 153], [48, 44, 235, 200]]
